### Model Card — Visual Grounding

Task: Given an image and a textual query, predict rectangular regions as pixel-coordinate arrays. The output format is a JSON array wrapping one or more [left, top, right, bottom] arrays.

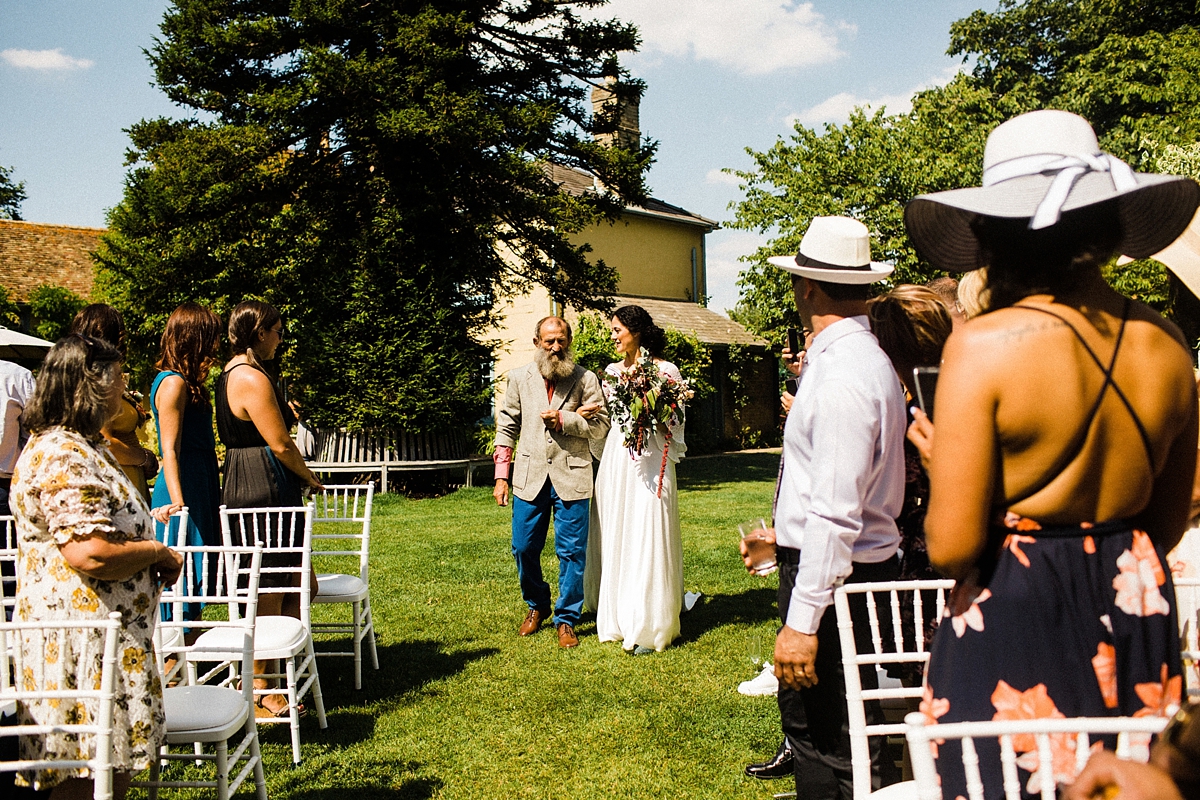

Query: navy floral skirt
[[923, 514, 1183, 798]]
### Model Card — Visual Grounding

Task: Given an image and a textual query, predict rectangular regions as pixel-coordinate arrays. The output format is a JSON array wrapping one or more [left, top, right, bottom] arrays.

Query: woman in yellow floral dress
[[11, 334, 182, 798]]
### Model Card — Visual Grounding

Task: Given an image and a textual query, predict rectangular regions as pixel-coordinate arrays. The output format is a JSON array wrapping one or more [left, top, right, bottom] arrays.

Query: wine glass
[[748, 632, 764, 673]]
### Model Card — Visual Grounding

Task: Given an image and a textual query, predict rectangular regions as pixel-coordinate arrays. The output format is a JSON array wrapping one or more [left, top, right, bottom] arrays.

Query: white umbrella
[[0, 326, 54, 361]]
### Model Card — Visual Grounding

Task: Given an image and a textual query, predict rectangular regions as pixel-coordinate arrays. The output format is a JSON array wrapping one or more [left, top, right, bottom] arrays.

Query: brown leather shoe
[[518, 607, 549, 636], [557, 623, 579, 648]]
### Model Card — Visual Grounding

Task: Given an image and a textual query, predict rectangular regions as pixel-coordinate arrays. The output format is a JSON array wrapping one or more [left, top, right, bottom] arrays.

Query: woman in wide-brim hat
[[908, 109, 1198, 797]]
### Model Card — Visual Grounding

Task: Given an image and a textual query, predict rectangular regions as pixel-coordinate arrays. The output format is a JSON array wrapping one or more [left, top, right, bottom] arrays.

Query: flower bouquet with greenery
[[603, 348, 693, 497]]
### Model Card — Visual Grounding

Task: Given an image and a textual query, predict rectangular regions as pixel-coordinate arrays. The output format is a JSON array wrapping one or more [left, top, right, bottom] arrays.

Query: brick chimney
[[591, 77, 640, 150]]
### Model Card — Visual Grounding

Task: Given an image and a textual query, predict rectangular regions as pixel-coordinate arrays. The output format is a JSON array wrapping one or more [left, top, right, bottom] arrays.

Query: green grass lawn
[[140, 452, 787, 799]]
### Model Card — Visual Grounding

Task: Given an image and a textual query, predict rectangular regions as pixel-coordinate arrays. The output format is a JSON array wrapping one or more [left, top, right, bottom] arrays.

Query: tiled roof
[[544, 163, 718, 229], [615, 295, 767, 348], [0, 220, 102, 301]]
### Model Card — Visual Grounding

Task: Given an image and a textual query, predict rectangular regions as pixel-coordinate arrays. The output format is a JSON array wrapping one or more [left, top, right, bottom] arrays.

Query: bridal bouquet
[[603, 348, 693, 497]]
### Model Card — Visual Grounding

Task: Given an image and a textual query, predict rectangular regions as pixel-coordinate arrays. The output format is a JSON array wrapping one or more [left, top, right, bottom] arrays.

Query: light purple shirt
[[775, 315, 906, 635]]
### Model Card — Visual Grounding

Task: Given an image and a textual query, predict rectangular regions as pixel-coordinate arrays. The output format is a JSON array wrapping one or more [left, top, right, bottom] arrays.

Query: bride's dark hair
[[613, 305, 666, 358]]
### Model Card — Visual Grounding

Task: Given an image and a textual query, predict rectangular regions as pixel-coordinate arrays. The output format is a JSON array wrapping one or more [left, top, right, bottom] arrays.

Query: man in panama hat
[[741, 215, 906, 798]]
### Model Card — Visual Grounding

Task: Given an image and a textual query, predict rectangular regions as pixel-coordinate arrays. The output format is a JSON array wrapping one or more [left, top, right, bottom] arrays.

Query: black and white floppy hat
[[767, 216, 894, 284], [904, 109, 1200, 273]]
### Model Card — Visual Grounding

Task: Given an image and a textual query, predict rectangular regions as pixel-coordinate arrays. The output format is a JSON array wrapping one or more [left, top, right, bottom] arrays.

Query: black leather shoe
[[744, 739, 793, 780]]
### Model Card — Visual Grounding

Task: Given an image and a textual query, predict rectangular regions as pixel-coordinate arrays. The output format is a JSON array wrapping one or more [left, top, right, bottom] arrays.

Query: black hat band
[[794, 251, 873, 271]]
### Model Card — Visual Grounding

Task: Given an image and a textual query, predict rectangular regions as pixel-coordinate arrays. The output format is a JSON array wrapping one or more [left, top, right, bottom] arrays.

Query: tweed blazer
[[494, 362, 610, 502]]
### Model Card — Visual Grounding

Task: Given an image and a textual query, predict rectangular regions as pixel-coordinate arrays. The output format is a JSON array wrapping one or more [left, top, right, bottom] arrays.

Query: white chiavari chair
[[835, 578, 956, 800], [134, 544, 268, 800], [312, 484, 376, 690], [0, 612, 123, 800], [214, 503, 327, 765], [0, 515, 16, 622], [1175, 577, 1200, 701], [311, 483, 378, 689], [904, 711, 1168, 800]]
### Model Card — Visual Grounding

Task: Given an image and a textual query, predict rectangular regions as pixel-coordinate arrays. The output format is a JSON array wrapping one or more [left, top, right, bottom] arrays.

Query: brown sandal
[[255, 694, 306, 719]]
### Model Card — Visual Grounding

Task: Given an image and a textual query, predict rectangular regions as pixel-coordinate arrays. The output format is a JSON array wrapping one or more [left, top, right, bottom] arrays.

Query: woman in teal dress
[[148, 303, 223, 615]]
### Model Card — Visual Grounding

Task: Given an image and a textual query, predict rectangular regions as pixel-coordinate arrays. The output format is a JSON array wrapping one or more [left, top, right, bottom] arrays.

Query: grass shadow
[[314, 640, 500, 710], [278, 765, 441, 800], [677, 586, 779, 645], [677, 452, 780, 492]]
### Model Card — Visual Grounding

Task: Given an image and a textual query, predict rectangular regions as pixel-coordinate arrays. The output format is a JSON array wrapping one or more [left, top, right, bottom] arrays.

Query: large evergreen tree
[[728, 0, 1200, 344], [97, 0, 652, 433], [0, 164, 26, 220]]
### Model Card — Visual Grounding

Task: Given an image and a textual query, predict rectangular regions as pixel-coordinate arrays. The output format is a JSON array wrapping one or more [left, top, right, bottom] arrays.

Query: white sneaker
[[683, 591, 702, 612], [738, 663, 778, 696]]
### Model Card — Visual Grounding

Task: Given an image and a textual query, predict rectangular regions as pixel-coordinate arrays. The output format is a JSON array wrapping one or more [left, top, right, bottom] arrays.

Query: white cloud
[[706, 230, 770, 314], [786, 66, 962, 129], [592, 1, 849, 75], [705, 167, 742, 186], [1, 48, 94, 71]]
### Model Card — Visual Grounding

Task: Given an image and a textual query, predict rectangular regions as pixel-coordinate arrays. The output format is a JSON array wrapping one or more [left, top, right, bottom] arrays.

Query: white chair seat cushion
[[315, 573, 368, 602], [870, 780, 917, 800], [164, 685, 247, 737], [192, 616, 308, 660]]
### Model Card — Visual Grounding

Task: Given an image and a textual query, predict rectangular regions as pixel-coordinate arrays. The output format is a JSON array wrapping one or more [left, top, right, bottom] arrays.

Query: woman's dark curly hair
[[25, 335, 122, 439], [613, 305, 666, 358]]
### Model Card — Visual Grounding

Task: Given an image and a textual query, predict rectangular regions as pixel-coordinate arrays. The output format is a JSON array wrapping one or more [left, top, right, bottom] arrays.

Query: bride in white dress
[[583, 305, 686, 653]]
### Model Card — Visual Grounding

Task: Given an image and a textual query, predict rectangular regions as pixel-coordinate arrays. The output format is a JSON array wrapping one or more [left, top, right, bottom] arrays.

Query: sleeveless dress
[[583, 360, 687, 652], [149, 370, 221, 548], [11, 427, 165, 789], [109, 393, 150, 502], [215, 363, 303, 587], [149, 370, 221, 621], [923, 301, 1183, 798]]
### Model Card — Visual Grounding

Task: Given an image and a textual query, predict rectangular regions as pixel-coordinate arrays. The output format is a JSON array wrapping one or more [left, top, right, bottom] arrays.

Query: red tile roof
[[0, 219, 103, 301]]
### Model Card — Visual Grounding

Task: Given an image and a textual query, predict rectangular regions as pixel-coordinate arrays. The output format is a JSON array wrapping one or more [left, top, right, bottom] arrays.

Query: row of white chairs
[[828, 577, 1197, 800], [0, 482, 378, 798]]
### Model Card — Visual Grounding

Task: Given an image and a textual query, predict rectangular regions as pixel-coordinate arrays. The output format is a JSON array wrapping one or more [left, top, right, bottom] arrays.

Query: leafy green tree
[[97, 0, 653, 434], [0, 285, 22, 329], [0, 164, 25, 221], [728, 0, 1200, 342], [28, 285, 85, 342]]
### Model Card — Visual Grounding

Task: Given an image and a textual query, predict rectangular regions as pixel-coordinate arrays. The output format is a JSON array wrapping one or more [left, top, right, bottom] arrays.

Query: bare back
[[925, 283, 1198, 576]]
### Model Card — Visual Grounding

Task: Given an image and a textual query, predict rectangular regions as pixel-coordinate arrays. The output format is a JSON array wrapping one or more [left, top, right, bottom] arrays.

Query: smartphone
[[786, 327, 801, 362], [785, 377, 799, 396], [913, 366, 940, 420]]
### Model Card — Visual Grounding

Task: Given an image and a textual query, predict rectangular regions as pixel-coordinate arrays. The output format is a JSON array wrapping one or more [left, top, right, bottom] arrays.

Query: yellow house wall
[[570, 213, 707, 302], [491, 283, 553, 409]]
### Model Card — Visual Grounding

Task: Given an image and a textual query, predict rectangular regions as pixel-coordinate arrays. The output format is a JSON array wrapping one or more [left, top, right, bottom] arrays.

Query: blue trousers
[[511, 477, 589, 627]]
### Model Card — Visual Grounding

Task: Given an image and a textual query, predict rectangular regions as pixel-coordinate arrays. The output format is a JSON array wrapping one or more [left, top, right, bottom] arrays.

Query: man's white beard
[[535, 348, 576, 381]]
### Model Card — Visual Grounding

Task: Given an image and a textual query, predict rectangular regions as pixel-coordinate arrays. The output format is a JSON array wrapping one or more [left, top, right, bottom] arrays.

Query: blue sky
[[0, 0, 987, 314]]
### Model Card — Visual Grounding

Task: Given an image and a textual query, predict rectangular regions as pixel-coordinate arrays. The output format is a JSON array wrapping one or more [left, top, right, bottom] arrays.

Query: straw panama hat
[[904, 109, 1200, 273], [767, 216, 894, 284]]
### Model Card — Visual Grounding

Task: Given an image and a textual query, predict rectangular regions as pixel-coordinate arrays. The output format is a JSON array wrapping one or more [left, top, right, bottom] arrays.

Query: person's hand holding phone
[[907, 407, 934, 472], [782, 328, 806, 377]]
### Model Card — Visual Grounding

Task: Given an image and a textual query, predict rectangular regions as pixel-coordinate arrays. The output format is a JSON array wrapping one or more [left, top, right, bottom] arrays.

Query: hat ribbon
[[982, 152, 1138, 230]]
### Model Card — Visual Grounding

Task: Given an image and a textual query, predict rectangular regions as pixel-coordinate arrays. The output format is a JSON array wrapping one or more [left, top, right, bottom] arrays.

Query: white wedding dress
[[584, 360, 686, 652]]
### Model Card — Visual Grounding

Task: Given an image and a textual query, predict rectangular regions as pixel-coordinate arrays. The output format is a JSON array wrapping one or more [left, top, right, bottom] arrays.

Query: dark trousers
[[776, 547, 900, 800]]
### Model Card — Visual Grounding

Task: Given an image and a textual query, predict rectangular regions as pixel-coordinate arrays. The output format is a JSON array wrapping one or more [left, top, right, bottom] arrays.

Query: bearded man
[[493, 316, 609, 647]]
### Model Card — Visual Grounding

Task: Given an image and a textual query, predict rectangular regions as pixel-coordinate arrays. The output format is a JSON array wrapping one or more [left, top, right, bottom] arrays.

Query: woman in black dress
[[217, 300, 323, 715]]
